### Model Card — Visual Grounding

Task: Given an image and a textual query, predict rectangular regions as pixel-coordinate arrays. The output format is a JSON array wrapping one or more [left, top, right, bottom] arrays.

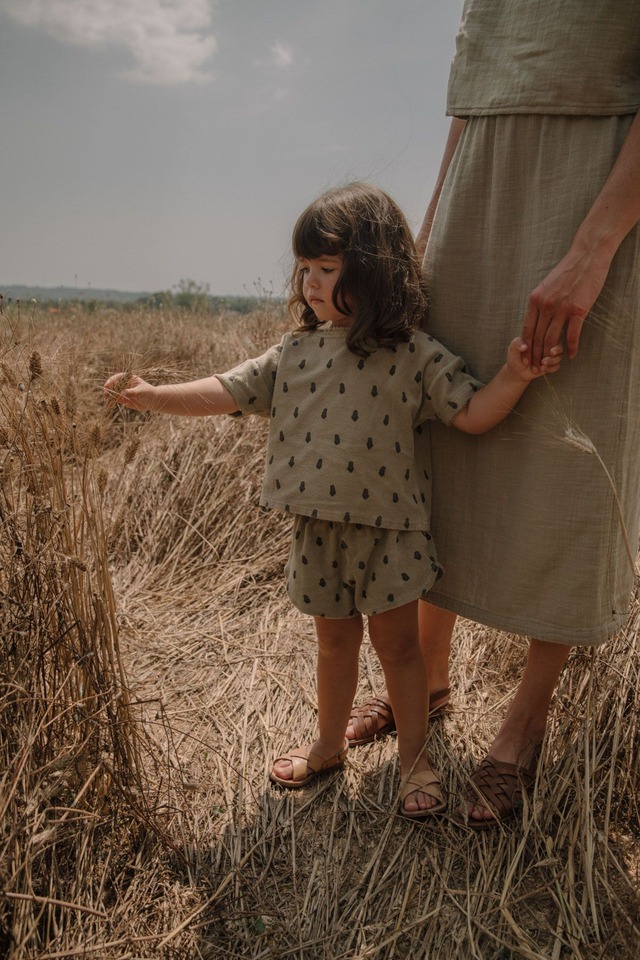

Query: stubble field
[[1, 299, 639, 959]]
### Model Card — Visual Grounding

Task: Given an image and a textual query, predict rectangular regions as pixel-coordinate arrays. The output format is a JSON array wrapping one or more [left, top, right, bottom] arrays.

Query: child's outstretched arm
[[103, 373, 239, 417], [452, 337, 562, 435]]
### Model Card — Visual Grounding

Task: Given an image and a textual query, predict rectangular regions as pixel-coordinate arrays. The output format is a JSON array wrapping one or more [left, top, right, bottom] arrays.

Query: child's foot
[[346, 687, 452, 747], [269, 739, 348, 789], [399, 766, 447, 819]]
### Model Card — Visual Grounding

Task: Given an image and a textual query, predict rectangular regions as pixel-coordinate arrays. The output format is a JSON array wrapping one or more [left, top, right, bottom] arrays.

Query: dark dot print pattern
[[254, 331, 478, 566], [287, 517, 440, 617]]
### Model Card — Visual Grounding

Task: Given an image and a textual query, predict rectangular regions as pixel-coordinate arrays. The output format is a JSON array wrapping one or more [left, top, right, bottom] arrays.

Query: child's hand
[[103, 373, 155, 412], [507, 336, 563, 381]]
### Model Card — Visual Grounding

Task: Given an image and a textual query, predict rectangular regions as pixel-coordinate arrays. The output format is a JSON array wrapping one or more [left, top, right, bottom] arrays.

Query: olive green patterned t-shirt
[[216, 328, 482, 531]]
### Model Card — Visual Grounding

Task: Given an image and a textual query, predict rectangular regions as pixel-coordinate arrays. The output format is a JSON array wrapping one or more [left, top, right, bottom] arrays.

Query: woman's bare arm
[[523, 110, 640, 369], [416, 117, 466, 263]]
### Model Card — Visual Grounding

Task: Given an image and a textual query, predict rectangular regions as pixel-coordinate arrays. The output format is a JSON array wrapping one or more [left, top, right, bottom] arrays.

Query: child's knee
[[370, 630, 420, 665], [315, 617, 363, 657]]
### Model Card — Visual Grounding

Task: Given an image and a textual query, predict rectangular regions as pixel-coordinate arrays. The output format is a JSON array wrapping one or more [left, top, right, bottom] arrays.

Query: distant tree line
[[1, 278, 283, 316]]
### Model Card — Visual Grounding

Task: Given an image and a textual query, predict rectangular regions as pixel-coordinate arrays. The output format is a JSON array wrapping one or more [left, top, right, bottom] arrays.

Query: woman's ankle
[[489, 719, 546, 763]]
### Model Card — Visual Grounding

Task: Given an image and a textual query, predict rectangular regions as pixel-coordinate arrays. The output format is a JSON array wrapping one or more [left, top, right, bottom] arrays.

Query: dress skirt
[[424, 112, 640, 645]]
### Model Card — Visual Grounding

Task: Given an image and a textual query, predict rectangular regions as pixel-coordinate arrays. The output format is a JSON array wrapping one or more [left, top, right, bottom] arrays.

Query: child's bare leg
[[368, 601, 437, 812], [345, 600, 455, 742], [271, 615, 363, 781]]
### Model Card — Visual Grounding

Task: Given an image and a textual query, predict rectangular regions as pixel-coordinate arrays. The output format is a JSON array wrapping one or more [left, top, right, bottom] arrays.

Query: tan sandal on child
[[348, 687, 452, 747], [269, 739, 349, 789], [399, 767, 447, 819]]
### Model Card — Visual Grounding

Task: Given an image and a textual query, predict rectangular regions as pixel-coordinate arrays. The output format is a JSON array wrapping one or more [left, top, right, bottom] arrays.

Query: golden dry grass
[[1, 299, 638, 959]]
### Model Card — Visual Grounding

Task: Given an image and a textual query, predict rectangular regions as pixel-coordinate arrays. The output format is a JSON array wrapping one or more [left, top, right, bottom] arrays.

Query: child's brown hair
[[289, 182, 427, 357]]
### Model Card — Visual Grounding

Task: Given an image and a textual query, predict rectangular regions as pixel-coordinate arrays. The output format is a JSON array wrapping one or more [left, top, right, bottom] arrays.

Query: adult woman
[[348, 0, 640, 826]]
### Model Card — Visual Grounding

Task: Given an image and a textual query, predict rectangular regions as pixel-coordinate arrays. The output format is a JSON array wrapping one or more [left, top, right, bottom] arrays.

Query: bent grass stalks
[[560, 423, 636, 573], [0, 301, 176, 958], [514, 367, 638, 579], [1, 297, 638, 958]]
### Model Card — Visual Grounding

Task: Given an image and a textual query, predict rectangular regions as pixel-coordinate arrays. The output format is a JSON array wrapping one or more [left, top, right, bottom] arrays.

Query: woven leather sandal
[[455, 742, 541, 830], [269, 739, 348, 789], [399, 767, 447, 819], [347, 687, 451, 747]]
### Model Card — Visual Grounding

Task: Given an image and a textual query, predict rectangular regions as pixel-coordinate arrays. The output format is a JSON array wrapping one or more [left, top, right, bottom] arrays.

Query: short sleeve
[[414, 337, 483, 426], [215, 339, 283, 416]]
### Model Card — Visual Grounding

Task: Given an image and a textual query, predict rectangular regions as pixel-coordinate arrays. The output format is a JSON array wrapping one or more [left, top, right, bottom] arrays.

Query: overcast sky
[[0, 0, 463, 298]]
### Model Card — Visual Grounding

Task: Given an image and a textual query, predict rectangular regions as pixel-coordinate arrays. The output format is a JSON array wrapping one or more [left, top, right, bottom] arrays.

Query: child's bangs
[[293, 206, 344, 260]]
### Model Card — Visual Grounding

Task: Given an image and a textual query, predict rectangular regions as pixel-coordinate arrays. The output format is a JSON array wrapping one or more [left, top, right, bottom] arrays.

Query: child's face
[[299, 254, 349, 326]]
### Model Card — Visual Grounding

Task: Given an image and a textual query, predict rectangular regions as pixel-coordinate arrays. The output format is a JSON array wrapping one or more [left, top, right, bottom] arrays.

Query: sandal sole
[[401, 801, 448, 820], [269, 761, 345, 790]]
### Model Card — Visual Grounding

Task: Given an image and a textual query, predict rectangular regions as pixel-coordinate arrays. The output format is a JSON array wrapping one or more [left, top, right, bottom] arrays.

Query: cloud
[[270, 42, 292, 69], [253, 41, 293, 72], [1, 0, 217, 85]]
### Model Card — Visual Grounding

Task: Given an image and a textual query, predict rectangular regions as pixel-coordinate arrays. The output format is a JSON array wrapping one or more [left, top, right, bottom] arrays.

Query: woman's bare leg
[[419, 601, 456, 699], [272, 615, 363, 781], [465, 637, 571, 823]]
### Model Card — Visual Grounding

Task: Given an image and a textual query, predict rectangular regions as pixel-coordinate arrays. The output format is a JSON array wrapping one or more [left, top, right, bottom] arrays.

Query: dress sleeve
[[215, 338, 284, 416], [415, 336, 483, 426]]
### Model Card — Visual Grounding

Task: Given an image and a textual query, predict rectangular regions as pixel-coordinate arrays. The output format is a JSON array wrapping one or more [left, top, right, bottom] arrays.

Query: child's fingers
[[516, 336, 563, 376], [540, 354, 562, 373], [103, 373, 140, 407], [509, 336, 530, 365]]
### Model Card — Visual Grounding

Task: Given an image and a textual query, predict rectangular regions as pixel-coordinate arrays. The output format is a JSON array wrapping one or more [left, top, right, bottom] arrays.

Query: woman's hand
[[522, 243, 613, 371], [507, 336, 563, 382], [103, 373, 155, 412], [522, 109, 640, 371]]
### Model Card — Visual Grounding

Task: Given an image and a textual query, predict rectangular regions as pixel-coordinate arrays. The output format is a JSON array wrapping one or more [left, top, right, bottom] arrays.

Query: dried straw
[[1, 299, 638, 959]]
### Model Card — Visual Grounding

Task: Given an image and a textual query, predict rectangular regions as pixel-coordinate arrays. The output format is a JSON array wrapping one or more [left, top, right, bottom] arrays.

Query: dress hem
[[426, 591, 627, 647], [447, 105, 640, 118]]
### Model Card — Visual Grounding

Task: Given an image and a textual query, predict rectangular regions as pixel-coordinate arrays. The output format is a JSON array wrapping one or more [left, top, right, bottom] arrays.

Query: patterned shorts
[[285, 515, 442, 618]]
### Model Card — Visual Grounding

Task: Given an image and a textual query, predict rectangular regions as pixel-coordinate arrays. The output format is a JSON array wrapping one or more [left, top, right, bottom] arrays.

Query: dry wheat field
[[1, 298, 639, 960]]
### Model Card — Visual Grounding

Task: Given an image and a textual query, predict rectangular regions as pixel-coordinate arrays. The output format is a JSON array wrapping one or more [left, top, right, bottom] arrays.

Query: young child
[[104, 182, 562, 819]]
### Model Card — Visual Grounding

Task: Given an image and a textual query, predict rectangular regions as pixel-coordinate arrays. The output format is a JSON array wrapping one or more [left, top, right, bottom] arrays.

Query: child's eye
[[322, 267, 335, 274]]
